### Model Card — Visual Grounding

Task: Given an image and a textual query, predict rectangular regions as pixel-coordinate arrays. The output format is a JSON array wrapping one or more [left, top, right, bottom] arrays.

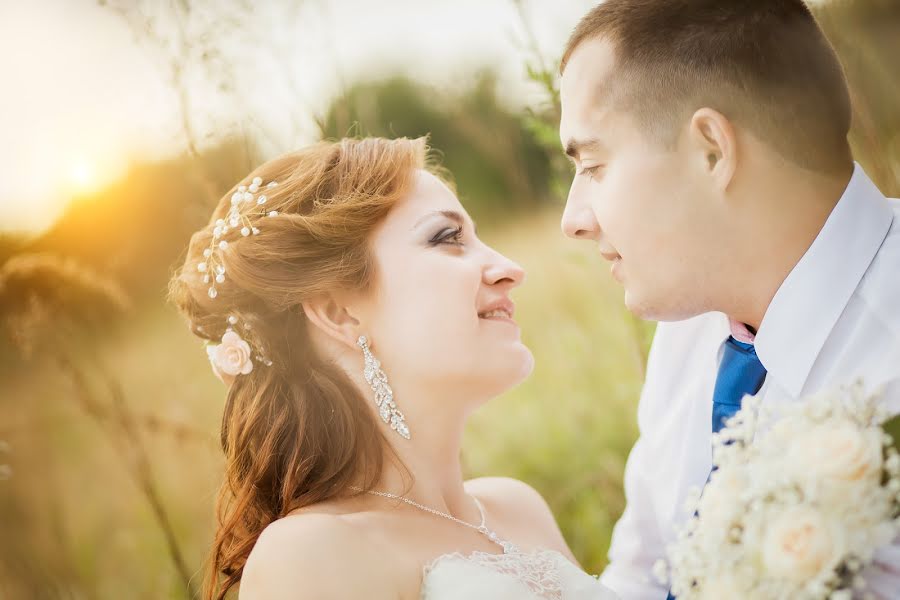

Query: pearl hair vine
[[193, 175, 280, 385], [197, 175, 280, 300]]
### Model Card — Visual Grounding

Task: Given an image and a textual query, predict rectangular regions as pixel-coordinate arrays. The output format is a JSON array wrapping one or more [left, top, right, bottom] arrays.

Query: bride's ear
[[301, 293, 362, 351]]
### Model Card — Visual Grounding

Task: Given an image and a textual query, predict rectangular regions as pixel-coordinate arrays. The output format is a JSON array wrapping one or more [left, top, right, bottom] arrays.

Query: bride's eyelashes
[[428, 226, 465, 247]]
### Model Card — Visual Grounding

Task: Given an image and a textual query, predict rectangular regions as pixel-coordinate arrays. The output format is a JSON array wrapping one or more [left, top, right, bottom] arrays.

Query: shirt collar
[[754, 162, 894, 397]]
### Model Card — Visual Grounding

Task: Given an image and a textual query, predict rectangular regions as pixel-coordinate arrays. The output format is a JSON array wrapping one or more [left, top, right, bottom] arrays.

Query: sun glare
[[70, 160, 95, 193]]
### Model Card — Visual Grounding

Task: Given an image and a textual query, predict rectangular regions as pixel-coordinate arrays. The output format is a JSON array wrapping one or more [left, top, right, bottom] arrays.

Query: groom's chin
[[623, 288, 671, 322], [623, 293, 657, 321], [624, 289, 706, 323]]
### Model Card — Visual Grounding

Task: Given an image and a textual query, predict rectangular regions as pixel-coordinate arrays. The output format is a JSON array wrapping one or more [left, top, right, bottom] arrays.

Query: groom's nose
[[561, 190, 601, 241]]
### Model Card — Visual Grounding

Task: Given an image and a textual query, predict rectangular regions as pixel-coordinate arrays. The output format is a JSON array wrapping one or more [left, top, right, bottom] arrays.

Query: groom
[[558, 1, 900, 598]]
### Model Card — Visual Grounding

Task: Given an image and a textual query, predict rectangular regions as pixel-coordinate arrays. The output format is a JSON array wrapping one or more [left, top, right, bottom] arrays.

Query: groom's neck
[[724, 161, 852, 332]]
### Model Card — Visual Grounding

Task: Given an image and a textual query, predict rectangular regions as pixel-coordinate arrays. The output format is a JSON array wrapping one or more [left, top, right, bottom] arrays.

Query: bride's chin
[[497, 346, 535, 389], [463, 347, 535, 403], [518, 346, 535, 375]]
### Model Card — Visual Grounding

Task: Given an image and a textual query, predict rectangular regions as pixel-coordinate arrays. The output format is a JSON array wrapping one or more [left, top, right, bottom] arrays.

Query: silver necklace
[[352, 486, 517, 553]]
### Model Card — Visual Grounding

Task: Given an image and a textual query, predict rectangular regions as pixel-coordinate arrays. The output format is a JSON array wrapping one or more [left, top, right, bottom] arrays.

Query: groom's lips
[[610, 259, 623, 282], [598, 250, 623, 281], [599, 250, 621, 262]]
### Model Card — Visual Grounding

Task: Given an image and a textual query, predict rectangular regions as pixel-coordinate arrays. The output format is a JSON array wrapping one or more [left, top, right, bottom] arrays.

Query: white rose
[[788, 419, 883, 483], [700, 573, 745, 600], [206, 330, 253, 385], [762, 506, 840, 582]]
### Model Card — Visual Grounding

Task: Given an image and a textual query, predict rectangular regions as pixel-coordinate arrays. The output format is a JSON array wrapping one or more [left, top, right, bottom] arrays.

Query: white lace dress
[[416, 496, 619, 600], [420, 545, 619, 600]]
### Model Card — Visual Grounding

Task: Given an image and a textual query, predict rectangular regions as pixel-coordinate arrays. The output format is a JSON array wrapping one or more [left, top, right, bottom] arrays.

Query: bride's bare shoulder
[[465, 476, 579, 565], [465, 476, 550, 515], [239, 511, 393, 599]]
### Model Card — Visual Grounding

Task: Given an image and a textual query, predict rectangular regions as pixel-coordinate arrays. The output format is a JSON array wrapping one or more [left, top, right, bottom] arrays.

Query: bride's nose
[[482, 251, 526, 288]]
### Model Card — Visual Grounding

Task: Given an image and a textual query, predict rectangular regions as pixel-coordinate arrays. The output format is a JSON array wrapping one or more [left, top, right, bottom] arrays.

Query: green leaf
[[885, 414, 900, 452]]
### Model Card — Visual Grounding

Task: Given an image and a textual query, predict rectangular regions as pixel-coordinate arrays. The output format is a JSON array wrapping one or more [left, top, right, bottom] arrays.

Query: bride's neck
[[368, 394, 477, 519]]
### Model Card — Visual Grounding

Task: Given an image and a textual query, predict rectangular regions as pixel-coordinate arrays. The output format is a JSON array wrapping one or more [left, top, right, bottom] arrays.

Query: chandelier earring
[[357, 335, 410, 440]]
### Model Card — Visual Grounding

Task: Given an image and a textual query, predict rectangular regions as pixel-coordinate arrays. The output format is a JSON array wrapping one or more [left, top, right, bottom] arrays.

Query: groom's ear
[[688, 107, 737, 191], [301, 293, 362, 351]]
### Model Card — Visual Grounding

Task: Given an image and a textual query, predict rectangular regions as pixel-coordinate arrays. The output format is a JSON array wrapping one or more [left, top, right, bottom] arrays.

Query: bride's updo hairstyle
[[168, 137, 430, 600]]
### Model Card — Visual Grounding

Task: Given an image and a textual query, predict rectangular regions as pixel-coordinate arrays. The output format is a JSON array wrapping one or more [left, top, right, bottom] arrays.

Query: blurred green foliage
[[813, 0, 900, 194], [322, 72, 560, 224]]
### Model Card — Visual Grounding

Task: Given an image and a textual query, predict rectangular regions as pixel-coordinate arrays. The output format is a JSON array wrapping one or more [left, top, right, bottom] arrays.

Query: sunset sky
[[0, 0, 593, 237]]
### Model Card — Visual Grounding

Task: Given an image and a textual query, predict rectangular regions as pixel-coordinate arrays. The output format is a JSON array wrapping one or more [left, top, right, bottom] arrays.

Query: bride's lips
[[477, 298, 517, 325]]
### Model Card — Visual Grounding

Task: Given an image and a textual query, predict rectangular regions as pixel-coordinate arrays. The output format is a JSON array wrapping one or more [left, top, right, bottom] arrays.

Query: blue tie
[[665, 336, 766, 600], [711, 336, 767, 435]]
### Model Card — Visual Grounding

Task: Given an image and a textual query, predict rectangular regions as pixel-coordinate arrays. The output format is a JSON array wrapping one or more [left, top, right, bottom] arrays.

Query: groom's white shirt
[[600, 162, 900, 600]]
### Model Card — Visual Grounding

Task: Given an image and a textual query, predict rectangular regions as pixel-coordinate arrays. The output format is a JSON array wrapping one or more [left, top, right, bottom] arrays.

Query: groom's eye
[[578, 165, 602, 178]]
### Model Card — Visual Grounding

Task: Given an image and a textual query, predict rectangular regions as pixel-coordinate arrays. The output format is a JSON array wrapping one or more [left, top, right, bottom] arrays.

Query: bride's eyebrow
[[413, 210, 478, 235]]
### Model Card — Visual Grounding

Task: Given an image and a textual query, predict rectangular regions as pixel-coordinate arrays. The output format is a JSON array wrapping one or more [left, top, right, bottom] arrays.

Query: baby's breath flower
[[664, 379, 900, 599]]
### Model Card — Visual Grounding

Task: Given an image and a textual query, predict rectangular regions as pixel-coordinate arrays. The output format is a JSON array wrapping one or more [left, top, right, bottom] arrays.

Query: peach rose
[[788, 420, 883, 483], [206, 330, 253, 386], [762, 506, 841, 582]]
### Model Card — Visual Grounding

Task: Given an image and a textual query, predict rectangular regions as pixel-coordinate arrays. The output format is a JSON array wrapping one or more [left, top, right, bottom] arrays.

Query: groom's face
[[559, 38, 719, 321]]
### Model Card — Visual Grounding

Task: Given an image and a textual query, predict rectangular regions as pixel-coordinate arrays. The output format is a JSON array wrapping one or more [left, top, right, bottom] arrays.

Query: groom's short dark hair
[[560, 0, 852, 175]]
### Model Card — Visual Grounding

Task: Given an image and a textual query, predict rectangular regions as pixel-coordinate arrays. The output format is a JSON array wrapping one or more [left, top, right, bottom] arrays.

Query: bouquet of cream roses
[[658, 380, 900, 599]]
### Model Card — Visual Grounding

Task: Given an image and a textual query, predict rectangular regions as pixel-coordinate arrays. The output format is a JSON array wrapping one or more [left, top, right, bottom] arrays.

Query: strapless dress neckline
[[420, 544, 618, 599]]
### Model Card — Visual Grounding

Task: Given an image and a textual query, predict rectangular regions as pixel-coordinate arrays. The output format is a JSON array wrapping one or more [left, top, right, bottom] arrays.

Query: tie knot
[[726, 336, 757, 355], [712, 336, 768, 431]]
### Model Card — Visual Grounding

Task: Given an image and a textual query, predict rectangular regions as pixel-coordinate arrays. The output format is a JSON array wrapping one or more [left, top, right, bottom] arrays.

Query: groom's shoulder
[[881, 197, 900, 252], [858, 197, 900, 329], [881, 197, 900, 258]]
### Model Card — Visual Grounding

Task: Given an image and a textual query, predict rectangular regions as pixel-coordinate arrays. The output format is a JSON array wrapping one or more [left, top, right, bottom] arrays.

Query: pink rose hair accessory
[[204, 314, 272, 386]]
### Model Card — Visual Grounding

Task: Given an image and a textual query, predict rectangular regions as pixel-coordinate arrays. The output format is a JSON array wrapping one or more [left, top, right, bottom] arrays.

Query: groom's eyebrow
[[564, 138, 605, 161]]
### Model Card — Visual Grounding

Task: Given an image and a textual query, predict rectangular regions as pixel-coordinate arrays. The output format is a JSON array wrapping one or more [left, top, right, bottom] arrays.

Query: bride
[[169, 137, 618, 599]]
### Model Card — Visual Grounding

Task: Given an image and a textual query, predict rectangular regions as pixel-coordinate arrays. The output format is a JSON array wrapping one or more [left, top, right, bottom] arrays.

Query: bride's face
[[356, 170, 534, 406]]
